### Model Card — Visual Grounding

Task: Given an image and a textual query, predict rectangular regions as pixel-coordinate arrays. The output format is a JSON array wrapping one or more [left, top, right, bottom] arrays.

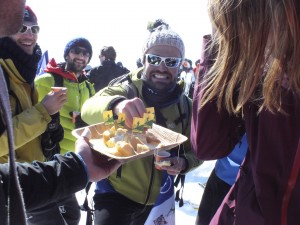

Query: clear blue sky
[[27, 0, 211, 70]]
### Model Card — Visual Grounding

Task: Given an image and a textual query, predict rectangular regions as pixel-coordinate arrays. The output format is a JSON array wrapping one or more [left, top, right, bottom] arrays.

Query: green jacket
[[35, 59, 95, 154], [0, 59, 50, 163], [81, 68, 202, 205]]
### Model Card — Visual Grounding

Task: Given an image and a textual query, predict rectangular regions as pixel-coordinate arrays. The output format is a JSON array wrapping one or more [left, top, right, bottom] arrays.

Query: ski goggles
[[19, 25, 40, 34], [70, 47, 91, 58], [145, 54, 182, 68]]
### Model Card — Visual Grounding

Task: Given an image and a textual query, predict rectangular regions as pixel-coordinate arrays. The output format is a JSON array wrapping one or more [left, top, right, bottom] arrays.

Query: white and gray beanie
[[142, 25, 185, 59]]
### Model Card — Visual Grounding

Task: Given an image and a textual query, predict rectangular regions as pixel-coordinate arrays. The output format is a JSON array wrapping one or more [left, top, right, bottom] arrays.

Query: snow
[[77, 160, 216, 225]]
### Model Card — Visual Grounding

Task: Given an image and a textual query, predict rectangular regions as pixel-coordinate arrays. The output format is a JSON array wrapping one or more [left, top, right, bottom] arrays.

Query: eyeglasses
[[70, 47, 90, 58], [18, 25, 40, 34], [145, 54, 182, 68]]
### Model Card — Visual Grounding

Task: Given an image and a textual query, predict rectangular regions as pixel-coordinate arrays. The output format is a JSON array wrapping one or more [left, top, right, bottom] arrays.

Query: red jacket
[[191, 35, 300, 225]]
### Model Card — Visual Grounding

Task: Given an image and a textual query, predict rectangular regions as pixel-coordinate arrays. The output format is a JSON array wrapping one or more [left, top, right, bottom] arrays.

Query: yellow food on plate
[[155, 160, 171, 167], [136, 143, 150, 153], [115, 141, 136, 157]]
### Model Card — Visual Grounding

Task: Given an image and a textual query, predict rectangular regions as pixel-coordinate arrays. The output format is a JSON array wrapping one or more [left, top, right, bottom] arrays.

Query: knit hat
[[64, 37, 93, 62], [142, 25, 185, 59], [24, 6, 38, 24]]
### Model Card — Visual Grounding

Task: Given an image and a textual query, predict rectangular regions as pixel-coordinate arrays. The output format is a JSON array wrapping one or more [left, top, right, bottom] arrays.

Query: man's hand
[[159, 156, 186, 176], [114, 97, 146, 128], [41, 89, 67, 115], [75, 137, 122, 182]]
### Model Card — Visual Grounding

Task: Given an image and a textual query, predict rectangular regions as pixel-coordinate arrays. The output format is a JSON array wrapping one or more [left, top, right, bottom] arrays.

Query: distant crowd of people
[[0, 1, 299, 225]]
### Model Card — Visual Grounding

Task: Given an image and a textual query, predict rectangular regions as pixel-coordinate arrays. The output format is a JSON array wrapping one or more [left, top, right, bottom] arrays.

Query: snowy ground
[[76, 160, 216, 225]]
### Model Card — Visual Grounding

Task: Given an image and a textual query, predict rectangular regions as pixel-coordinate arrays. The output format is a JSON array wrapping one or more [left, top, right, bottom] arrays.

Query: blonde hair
[[200, 0, 300, 114]]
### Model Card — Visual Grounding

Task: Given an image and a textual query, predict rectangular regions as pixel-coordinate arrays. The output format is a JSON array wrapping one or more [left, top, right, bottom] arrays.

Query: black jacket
[[0, 152, 88, 224], [87, 60, 129, 92]]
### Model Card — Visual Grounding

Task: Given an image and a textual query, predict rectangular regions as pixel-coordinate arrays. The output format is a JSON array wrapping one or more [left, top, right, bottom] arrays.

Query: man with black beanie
[[34, 37, 95, 225]]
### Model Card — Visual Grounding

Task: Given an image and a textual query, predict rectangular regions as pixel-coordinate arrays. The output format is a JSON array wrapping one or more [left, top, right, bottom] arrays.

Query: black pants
[[93, 192, 153, 225], [196, 169, 231, 225], [27, 194, 81, 225]]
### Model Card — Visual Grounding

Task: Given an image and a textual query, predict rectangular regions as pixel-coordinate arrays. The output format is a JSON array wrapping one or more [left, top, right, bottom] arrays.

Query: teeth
[[21, 42, 32, 46], [154, 74, 167, 79]]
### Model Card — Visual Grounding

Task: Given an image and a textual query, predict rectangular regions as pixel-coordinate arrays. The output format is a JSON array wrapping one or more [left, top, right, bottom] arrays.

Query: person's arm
[[0, 138, 121, 211], [0, 103, 50, 156], [81, 83, 129, 125], [190, 35, 244, 160]]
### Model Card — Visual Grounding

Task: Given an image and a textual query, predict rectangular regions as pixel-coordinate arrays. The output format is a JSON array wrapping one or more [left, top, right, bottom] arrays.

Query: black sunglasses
[[18, 25, 40, 34], [146, 54, 182, 68], [70, 47, 90, 58]]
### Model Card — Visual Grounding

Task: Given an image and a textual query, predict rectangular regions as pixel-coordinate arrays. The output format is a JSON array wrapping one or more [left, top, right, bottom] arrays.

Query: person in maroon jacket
[[191, 1, 300, 225]]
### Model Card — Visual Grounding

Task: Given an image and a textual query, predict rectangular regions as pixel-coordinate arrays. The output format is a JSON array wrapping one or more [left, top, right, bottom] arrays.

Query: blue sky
[[27, 0, 211, 70]]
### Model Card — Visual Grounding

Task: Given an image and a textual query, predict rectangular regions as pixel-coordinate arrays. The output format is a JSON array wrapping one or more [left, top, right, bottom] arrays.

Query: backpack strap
[[0, 67, 27, 225], [79, 182, 94, 225], [52, 73, 93, 97], [51, 73, 64, 87], [109, 74, 138, 99], [2, 69, 22, 115]]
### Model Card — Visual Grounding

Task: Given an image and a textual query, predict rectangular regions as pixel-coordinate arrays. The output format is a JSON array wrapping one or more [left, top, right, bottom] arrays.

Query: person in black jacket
[[0, 1, 121, 224], [87, 46, 129, 91]]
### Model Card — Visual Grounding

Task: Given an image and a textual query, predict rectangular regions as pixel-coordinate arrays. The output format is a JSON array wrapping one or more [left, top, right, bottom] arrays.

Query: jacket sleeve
[[0, 102, 51, 157], [0, 152, 88, 210], [81, 84, 128, 125]]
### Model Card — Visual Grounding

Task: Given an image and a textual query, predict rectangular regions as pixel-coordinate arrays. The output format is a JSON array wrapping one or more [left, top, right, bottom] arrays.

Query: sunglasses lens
[[19, 25, 28, 33], [31, 26, 40, 34], [71, 47, 90, 57], [165, 58, 180, 67], [147, 54, 161, 66]]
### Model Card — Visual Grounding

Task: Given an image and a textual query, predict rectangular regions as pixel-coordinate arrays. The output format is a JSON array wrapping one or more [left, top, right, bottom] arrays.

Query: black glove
[[41, 113, 64, 161], [69, 112, 88, 129]]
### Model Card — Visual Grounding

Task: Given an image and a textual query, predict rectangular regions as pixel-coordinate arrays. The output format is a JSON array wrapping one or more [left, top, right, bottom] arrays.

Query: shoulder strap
[[84, 81, 93, 97], [0, 67, 27, 225], [52, 73, 64, 87], [80, 182, 94, 225], [52, 73, 92, 97], [2, 69, 22, 115], [109, 74, 138, 99]]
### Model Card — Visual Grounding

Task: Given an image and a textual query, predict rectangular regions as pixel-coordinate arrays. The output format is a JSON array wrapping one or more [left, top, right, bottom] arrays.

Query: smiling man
[[81, 25, 202, 225], [34, 37, 95, 225]]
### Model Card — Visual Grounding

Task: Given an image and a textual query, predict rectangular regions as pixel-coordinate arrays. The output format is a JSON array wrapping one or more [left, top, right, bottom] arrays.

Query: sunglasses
[[70, 47, 90, 58], [146, 54, 182, 68], [19, 25, 40, 34]]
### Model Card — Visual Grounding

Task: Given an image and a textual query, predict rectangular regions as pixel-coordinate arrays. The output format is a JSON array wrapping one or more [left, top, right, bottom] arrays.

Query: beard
[[144, 78, 177, 93], [65, 60, 86, 74]]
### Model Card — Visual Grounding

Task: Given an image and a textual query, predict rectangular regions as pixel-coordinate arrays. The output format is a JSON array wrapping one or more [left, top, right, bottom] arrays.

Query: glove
[[41, 113, 64, 161], [69, 112, 88, 129], [75, 113, 88, 129]]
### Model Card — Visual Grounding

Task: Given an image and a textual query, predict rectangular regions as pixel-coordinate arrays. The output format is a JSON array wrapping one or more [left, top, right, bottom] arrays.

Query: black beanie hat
[[64, 38, 93, 62], [24, 6, 38, 24]]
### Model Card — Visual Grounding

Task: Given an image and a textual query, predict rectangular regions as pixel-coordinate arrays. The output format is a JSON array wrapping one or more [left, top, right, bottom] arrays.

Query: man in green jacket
[[81, 25, 202, 225], [34, 38, 95, 225]]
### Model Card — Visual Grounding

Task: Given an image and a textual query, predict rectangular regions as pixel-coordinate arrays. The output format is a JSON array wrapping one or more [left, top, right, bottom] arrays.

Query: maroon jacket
[[191, 35, 300, 225]]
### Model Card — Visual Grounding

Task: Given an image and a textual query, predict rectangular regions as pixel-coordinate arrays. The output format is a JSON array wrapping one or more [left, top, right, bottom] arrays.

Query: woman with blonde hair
[[191, 0, 300, 224]]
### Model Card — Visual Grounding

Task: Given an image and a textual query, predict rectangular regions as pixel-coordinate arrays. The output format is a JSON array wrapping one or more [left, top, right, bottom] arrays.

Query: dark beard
[[65, 61, 85, 74], [143, 78, 177, 94]]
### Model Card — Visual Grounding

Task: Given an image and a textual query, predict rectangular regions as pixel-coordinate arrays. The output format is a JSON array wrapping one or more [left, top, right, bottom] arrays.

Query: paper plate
[[72, 122, 188, 163]]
